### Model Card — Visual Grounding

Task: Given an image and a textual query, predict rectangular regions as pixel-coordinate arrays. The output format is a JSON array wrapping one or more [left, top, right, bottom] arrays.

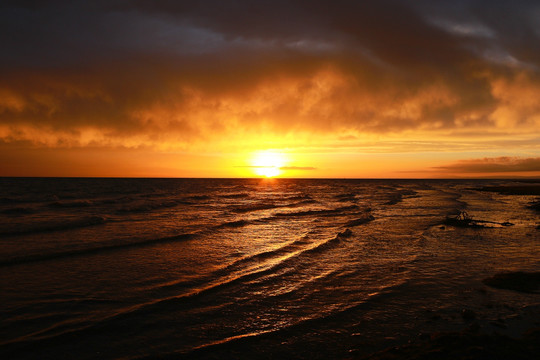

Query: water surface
[[1, 178, 539, 359]]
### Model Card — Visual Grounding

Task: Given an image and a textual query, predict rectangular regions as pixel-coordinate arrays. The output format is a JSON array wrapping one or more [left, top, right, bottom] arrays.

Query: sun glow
[[251, 150, 287, 177]]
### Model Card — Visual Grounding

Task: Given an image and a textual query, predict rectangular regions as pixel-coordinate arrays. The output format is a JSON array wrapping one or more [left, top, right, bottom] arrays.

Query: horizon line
[[1, 176, 540, 180]]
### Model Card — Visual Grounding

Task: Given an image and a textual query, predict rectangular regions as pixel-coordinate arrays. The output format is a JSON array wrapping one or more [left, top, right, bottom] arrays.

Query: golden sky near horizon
[[1, 0, 540, 178]]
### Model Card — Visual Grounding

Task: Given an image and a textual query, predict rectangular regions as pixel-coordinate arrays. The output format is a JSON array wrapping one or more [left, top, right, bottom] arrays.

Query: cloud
[[0, 0, 539, 153], [434, 157, 540, 173], [236, 166, 316, 170], [235, 166, 273, 168], [280, 166, 317, 171]]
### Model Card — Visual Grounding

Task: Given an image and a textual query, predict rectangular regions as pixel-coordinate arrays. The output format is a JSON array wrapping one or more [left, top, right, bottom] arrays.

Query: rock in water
[[461, 309, 476, 320], [338, 228, 353, 238], [483, 272, 540, 293]]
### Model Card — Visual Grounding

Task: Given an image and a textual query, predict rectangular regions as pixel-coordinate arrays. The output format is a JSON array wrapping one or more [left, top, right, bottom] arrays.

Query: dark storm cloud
[[1, 0, 539, 148]]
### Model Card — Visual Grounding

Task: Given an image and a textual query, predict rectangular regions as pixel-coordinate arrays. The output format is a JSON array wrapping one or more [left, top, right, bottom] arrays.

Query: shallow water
[[0, 178, 539, 359]]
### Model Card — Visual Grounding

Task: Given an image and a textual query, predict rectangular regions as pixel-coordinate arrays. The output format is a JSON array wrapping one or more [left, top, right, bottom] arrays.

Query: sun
[[251, 150, 287, 177]]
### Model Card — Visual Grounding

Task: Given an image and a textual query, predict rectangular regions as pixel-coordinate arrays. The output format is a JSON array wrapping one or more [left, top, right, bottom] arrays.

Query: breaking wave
[[0, 232, 196, 267], [0, 216, 107, 237]]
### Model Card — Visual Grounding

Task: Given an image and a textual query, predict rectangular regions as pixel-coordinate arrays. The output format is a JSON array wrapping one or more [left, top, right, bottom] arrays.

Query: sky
[[1, 0, 540, 178]]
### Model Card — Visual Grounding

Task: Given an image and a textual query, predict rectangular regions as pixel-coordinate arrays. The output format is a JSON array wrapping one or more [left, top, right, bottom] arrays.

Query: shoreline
[[355, 271, 540, 359], [359, 327, 540, 360]]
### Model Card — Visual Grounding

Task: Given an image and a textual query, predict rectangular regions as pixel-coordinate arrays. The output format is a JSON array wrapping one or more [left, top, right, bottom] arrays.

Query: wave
[[150, 232, 316, 296], [227, 198, 319, 214], [220, 193, 250, 199], [116, 199, 191, 214], [99, 196, 135, 205], [206, 230, 349, 291], [300, 229, 351, 255], [216, 219, 252, 228], [382, 189, 419, 205], [0, 232, 195, 267], [0, 249, 296, 348], [228, 202, 283, 213], [1, 258, 409, 358], [145, 281, 410, 360], [282, 194, 314, 201], [334, 192, 357, 202], [0, 228, 361, 355], [1, 206, 37, 215], [183, 195, 212, 202], [0, 197, 23, 204], [273, 205, 359, 218], [48, 200, 94, 208], [384, 193, 403, 205], [219, 235, 312, 273], [213, 203, 345, 230], [260, 268, 340, 301], [345, 213, 375, 227], [49, 196, 180, 210], [399, 189, 418, 196], [0, 215, 107, 237], [124, 229, 349, 314], [295, 199, 318, 205]]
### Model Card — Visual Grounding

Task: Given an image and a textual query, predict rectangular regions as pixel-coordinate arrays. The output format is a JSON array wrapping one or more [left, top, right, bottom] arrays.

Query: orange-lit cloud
[[280, 167, 316, 171], [1, 0, 539, 177], [434, 157, 540, 174]]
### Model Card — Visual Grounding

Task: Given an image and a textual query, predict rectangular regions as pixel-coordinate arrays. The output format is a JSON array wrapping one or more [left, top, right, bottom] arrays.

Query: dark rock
[[346, 214, 375, 227], [482, 302, 494, 309], [529, 200, 540, 212], [464, 322, 481, 333], [359, 329, 540, 360], [461, 309, 476, 320], [483, 271, 540, 293], [490, 320, 508, 329], [444, 211, 485, 228], [507, 313, 522, 320], [338, 228, 353, 238]]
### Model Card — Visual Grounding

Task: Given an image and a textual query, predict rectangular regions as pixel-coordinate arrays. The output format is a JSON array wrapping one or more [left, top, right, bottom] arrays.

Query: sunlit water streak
[[0, 178, 539, 359]]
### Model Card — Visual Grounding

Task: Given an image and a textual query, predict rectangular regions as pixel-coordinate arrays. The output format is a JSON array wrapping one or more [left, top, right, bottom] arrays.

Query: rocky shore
[[357, 271, 540, 360], [358, 327, 540, 360]]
